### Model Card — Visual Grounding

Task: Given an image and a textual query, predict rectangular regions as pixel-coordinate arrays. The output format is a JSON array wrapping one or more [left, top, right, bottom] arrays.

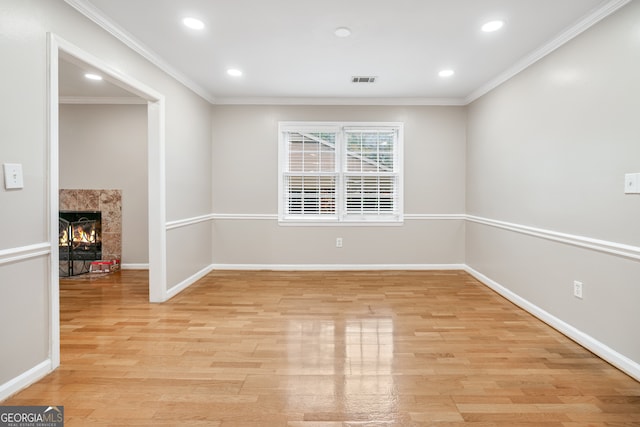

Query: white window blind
[[283, 131, 338, 218], [279, 122, 403, 224], [344, 129, 399, 218]]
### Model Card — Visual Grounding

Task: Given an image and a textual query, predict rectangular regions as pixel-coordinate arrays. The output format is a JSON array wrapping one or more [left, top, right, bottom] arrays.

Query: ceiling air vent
[[351, 76, 377, 83]]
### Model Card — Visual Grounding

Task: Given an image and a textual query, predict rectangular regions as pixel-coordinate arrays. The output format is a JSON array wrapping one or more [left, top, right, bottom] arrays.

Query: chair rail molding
[[467, 215, 640, 262], [0, 242, 51, 266]]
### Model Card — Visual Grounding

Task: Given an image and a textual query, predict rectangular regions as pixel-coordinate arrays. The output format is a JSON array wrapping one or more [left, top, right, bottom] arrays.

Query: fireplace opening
[[59, 211, 102, 277]]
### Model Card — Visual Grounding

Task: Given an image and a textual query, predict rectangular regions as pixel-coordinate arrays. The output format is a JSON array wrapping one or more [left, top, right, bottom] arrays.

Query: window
[[279, 122, 403, 224]]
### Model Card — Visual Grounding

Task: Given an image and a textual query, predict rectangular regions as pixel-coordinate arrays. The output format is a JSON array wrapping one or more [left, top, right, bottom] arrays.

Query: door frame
[[47, 33, 167, 368]]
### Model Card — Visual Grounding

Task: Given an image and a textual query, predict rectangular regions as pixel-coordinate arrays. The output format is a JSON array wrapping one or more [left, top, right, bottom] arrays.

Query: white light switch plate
[[3, 163, 24, 189], [625, 173, 640, 194]]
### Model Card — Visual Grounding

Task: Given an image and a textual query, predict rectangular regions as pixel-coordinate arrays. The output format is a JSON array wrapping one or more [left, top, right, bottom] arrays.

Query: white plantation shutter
[[282, 130, 339, 219], [279, 123, 403, 223], [345, 175, 398, 215], [343, 129, 400, 220], [284, 175, 336, 215]]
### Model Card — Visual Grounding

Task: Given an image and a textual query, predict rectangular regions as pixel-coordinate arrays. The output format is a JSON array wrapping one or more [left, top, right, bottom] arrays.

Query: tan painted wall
[[211, 105, 467, 266], [0, 0, 212, 387], [59, 104, 148, 264], [466, 2, 640, 364]]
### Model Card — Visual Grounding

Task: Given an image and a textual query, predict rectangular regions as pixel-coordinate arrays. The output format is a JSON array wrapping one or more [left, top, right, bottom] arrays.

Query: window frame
[[278, 121, 404, 226]]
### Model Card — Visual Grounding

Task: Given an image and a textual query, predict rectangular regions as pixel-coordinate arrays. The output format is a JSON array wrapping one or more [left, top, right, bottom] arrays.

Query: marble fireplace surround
[[59, 189, 122, 262]]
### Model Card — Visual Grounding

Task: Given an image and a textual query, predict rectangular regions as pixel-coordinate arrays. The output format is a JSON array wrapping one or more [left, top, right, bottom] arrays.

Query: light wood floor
[[3, 270, 640, 426]]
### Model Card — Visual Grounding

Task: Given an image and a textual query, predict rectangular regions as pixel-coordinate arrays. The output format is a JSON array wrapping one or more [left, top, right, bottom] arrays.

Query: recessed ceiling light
[[183, 17, 205, 30], [334, 27, 352, 38], [84, 73, 102, 81], [438, 69, 455, 78], [227, 68, 243, 77], [482, 20, 504, 32]]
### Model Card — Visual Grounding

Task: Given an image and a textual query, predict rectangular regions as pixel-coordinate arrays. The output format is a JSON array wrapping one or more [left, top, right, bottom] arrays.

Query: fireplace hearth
[[59, 211, 102, 276]]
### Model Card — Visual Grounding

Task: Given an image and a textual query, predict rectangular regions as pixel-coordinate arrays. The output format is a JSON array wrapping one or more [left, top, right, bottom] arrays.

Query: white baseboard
[[3, 264, 638, 404], [121, 263, 149, 270], [163, 264, 215, 301], [181, 262, 640, 382], [464, 265, 640, 382], [211, 263, 466, 271], [0, 359, 51, 402]]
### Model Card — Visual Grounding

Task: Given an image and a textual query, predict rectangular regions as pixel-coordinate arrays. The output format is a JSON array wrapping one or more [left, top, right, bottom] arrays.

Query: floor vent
[[351, 76, 377, 83]]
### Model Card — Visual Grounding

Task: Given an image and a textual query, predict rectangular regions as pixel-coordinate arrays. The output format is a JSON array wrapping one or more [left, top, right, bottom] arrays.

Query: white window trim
[[278, 121, 404, 226]]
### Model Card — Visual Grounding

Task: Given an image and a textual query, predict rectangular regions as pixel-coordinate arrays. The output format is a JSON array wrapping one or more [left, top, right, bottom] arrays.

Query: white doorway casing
[[47, 33, 167, 369]]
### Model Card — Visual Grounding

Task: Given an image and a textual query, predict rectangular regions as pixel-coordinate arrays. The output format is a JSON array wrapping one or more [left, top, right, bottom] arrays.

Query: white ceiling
[[63, 0, 628, 105], [59, 55, 142, 102]]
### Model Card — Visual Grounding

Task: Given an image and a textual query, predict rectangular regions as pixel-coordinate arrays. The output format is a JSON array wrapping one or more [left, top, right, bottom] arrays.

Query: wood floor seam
[[2, 270, 639, 426]]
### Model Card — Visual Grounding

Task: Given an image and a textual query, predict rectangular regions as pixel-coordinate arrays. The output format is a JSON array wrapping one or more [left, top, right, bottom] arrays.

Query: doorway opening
[[48, 33, 167, 370]]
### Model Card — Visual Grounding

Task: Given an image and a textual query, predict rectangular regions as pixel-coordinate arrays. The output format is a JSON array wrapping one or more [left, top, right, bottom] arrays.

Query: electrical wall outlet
[[573, 281, 583, 299], [336, 237, 343, 248]]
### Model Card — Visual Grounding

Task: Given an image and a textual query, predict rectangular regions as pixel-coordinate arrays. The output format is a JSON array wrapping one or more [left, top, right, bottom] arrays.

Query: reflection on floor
[[4, 269, 640, 425]]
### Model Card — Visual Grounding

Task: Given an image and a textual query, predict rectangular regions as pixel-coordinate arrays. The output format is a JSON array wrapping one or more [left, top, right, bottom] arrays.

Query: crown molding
[[66, 0, 629, 107], [465, 0, 631, 104], [59, 96, 147, 104], [64, 0, 216, 104], [212, 97, 467, 106]]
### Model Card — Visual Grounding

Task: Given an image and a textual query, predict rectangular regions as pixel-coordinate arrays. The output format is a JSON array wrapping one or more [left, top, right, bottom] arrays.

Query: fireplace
[[59, 211, 102, 277], [59, 189, 122, 273]]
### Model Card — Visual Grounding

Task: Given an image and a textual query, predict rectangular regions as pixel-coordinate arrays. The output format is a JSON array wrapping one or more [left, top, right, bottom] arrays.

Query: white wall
[[59, 104, 148, 264], [0, 0, 212, 394], [466, 2, 640, 372], [211, 105, 466, 267]]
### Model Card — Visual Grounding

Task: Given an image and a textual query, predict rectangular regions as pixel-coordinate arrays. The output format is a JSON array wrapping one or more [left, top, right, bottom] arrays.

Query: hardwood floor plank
[[2, 270, 639, 426]]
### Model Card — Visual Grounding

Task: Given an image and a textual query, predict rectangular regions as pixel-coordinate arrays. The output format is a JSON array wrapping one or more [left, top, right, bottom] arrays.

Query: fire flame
[[73, 226, 95, 243], [60, 229, 68, 245], [59, 225, 97, 245]]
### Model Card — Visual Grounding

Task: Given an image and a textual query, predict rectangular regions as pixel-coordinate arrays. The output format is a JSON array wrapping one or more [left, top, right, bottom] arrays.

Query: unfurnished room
[[0, 0, 639, 425]]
